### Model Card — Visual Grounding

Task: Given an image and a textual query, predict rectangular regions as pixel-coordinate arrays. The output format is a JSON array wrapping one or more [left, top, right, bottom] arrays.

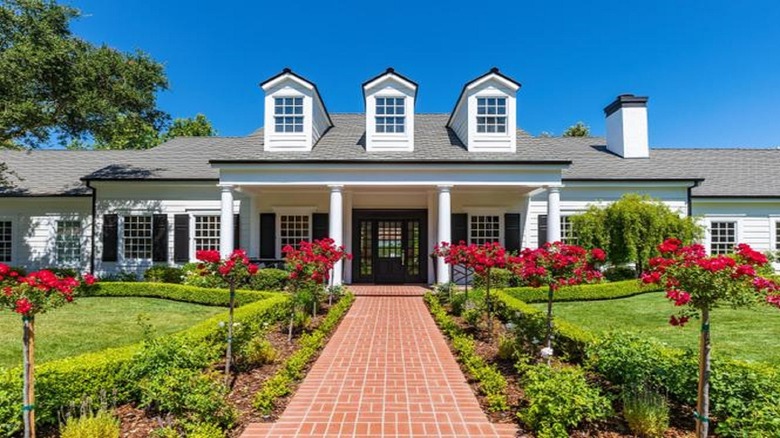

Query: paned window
[[274, 97, 304, 133], [279, 215, 310, 251], [710, 221, 736, 255], [194, 216, 220, 252], [0, 221, 11, 262], [375, 97, 405, 133], [123, 216, 153, 259], [776, 221, 780, 252], [469, 215, 501, 245], [476, 97, 507, 133], [561, 216, 577, 245], [56, 220, 81, 264]]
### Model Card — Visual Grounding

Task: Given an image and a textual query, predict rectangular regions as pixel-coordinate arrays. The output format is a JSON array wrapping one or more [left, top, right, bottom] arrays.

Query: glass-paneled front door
[[352, 210, 427, 284]]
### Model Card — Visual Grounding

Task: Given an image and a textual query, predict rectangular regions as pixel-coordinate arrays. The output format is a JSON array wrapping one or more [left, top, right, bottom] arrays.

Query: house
[[0, 67, 778, 284]]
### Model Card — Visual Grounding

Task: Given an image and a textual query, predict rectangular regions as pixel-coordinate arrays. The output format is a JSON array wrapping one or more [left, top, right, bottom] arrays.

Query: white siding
[[692, 199, 780, 257]]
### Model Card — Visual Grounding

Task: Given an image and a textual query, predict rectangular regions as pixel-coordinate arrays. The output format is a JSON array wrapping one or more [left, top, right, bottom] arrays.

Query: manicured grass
[[0, 297, 224, 368], [531, 292, 780, 364]]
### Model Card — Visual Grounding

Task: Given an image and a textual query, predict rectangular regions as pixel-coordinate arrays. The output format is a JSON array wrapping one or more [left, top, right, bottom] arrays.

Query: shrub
[[139, 368, 236, 429], [240, 337, 278, 367], [149, 427, 178, 438], [59, 409, 120, 438], [503, 279, 658, 304], [603, 265, 637, 282], [185, 422, 224, 438], [99, 271, 139, 282], [473, 267, 516, 290], [622, 388, 669, 438], [517, 363, 612, 438], [181, 263, 228, 289], [496, 333, 516, 361], [248, 268, 288, 291], [91, 282, 277, 307], [143, 266, 184, 284]]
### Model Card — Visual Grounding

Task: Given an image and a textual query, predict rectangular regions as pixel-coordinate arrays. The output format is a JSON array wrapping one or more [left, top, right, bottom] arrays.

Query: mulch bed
[[438, 305, 696, 438]]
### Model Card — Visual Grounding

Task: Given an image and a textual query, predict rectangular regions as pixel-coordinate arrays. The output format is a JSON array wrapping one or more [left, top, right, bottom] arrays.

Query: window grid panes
[[123, 216, 153, 260], [470, 215, 501, 245], [710, 221, 736, 255], [776, 221, 780, 252], [274, 97, 304, 133], [359, 220, 373, 276], [194, 216, 220, 252], [56, 220, 81, 264], [375, 97, 405, 133], [0, 221, 11, 262], [476, 97, 507, 133], [280, 215, 310, 251], [561, 216, 577, 245]]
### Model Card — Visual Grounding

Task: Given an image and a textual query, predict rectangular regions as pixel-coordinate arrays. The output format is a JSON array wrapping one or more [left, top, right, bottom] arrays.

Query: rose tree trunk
[[22, 316, 35, 438], [696, 307, 712, 438]]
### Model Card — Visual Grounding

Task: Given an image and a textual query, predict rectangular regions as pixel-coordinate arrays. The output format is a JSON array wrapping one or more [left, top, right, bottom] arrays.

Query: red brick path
[[241, 286, 516, 437]]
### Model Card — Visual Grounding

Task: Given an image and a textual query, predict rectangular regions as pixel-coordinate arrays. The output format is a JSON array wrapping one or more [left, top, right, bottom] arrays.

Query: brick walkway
[[348, 284, 429, 296], [241, 286, 516, 438]]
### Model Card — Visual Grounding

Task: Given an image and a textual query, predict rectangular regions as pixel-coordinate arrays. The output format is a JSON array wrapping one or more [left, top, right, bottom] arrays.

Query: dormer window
[[476, 97, 507, 133], [376, 97, 405, 133], [274, 97, 304, 133]]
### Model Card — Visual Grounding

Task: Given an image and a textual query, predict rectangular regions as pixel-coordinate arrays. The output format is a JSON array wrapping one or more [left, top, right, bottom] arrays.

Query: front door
[[353, 210, 427, 284]]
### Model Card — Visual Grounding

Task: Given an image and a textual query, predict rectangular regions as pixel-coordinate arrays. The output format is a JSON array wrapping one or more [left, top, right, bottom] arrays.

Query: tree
[[642, 239, 780, 438], [161, 114, 216, 142], [562, 121, 590, 137], [0, 0, 169, 149], [80, 113, 216, 150], [570, 194, 702, 275]]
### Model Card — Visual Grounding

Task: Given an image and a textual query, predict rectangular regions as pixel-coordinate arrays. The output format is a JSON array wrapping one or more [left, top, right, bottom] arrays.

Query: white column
[[343, 191, 353, 284], [220, 186, 235, 258], [437, 185, 452, 284], [427, 191, 436, 284], [329, 185, 344, 286], [546, 186, 561, 244]]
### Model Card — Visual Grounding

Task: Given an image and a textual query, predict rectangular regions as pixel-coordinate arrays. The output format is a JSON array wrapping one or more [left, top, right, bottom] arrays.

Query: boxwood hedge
[[88, 282, 278, 307], [503, 279, 660, 304]]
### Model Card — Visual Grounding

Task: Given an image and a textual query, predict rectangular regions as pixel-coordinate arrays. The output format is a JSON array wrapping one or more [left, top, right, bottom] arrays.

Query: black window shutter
[[260, 213, 276, 259], [451, 213, 468, 245], [101, 214, 118, 262], [173, 214, 190, 263], [312, 213, 329, 240], [233, 214, 241, 250], [504, 213, 521, 252], [152, 214, 168, 262], [538, 214, 548, 247]]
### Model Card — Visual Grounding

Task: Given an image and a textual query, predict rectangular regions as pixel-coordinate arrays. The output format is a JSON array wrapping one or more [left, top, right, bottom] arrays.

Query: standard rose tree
[[509, 242, 605, 362], [283, 238, 350, 341], [196, 249, 258, 381], [0, 265, 90, 438], [642, 238, 780, 438]]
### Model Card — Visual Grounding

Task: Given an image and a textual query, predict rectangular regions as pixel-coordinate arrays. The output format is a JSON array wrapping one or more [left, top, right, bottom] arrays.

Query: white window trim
[[273, 96, 305, 134], [475, 95, 509, 136], [704, 217, 742, 255], [374, 96, 406, 135], [0, 218, 14, 264], [189, 212, 221, 261], [770, 217, 780, 265], [119, 213, 155, 263], [560, 214, 578, 245], [465, 210, 504, 246], [55, 219, 83, 266], [275, 211, 313, 258]]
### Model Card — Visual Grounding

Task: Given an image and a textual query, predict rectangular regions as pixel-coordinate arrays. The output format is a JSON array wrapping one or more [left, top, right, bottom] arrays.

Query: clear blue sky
[[68, 0, 780, 148]]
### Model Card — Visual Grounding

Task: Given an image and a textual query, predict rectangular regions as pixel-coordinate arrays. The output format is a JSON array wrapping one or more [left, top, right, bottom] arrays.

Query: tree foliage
[[0, 0, 169, 148], [570, 194, 703, 274], [563, 121, 590, 137]]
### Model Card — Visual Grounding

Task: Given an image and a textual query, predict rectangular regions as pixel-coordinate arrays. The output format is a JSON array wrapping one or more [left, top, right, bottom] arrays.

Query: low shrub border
[[503, 279, 660, 304], [253, 293, 355, 415], [89, 282, 278, 307], [0, 290, 289, 436], [493, 289, 780, 437], [424, 293, 509, 412]]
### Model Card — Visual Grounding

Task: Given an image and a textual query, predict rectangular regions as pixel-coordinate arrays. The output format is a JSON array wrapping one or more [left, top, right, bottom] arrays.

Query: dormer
[[447, 68, 521, 153], [362, 68, 418, 152], [260, 68, 332, 152]]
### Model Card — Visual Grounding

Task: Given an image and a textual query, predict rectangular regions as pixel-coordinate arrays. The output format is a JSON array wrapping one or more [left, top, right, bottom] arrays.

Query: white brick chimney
[[604, 94, 649, 158]]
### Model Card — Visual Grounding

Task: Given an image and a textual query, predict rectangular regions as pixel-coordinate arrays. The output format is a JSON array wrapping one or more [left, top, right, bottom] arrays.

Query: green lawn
[[531, 292, 780, 364], [0, 297, 224, 369]]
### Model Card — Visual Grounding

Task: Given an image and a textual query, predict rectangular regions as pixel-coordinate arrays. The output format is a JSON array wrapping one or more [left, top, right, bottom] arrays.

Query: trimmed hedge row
[[503, 279, 660, 304], [424, 294, 509, 412], [493, 289, 780, 437], [253, 294, 355, 414], [0, 290, 289, 436], [89, 282, 278, 307]]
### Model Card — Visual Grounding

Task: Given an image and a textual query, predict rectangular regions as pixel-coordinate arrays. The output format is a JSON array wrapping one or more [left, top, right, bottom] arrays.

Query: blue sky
[[69, 0, 780, 148]]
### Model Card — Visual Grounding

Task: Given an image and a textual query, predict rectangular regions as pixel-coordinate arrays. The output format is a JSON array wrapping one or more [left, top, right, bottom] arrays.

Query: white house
[[0, 67, 778, 284]]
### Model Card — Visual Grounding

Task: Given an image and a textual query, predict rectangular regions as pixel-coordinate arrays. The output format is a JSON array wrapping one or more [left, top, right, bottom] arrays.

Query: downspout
[[86, 181, 97, 275], [687, 180, 701, 217]]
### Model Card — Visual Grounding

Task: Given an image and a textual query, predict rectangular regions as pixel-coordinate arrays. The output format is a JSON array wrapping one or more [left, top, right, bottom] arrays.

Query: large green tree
[[562, 121, 590, 137], [570, 193, 703, 274], [0, 0, 169, 149]]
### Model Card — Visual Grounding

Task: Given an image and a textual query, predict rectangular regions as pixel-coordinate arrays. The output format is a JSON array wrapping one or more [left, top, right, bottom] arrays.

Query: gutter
[[687, 180, 701, 217]]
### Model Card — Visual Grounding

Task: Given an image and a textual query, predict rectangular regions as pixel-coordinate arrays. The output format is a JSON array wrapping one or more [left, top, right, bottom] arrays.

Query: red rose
[[14, 298, 32, 315]]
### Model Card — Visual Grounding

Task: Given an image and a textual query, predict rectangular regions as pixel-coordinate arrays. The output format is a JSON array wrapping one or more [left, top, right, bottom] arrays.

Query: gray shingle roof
[[1, 114, 778, 198]]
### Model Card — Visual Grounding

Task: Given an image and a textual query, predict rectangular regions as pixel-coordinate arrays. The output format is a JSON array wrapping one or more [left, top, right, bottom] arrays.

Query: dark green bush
[[248, 268, 288, 291], [503, 279, 658, 304], [181, 263, 228, 289], [91, 282, 276, 307], [99, 271, 139, 282], [48, 267, 79, 278], [473, 267, 516, 289], [143, 266, 184, 284], [517, 363, 612, 438], [603, 266, 638, 282]]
